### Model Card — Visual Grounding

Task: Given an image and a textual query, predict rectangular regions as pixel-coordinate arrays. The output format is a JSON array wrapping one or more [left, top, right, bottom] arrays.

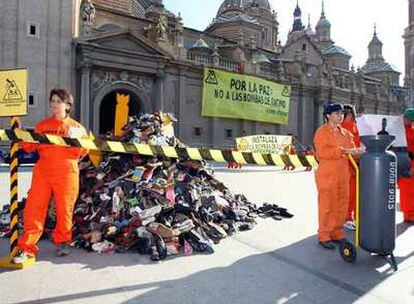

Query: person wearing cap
[[398, 108, 414, 223], [341, 104, 360, 231], [314, 102, 362, 249], [13, 89, 88, 263]]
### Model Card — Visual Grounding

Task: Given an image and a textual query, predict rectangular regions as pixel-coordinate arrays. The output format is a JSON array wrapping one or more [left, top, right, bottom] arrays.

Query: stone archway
[[92, 81, 151, 134], [99, 89, 141, 134]]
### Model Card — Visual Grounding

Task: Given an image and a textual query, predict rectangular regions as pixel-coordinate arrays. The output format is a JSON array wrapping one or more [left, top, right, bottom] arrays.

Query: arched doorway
[[99, 89, 141, 134]]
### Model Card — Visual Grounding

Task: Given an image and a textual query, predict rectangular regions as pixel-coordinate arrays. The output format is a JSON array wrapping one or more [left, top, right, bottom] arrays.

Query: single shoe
[[139, 205, 162, 220], [272, 214, 282, 221], [173, 219, 195, 235], [343, 221, 356, 231], [332, 238, 348, 246], [147, 222, 177, 238], [92, 240, 115, 254], [151, 233, 167, 260], [56, 244, 71, 257], [149, 245, 160, 261], [318, 241, 335, 250], [277, 208, 294, 218], [13, 250, 34, 264], [142, 216, 156, 226]]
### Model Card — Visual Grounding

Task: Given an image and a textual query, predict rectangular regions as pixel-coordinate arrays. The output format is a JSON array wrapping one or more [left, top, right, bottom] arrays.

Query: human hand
[[409, 167, 414, 177]]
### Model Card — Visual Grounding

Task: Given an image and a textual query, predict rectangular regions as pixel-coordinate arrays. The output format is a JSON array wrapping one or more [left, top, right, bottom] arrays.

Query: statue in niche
[[82, 0, 95, 23], [156, 14, 168, 41]]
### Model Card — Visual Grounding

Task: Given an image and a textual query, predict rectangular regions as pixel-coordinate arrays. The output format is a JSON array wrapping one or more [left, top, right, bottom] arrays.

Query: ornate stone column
[[80, 64, 92, 131], [176, 71, 186, 138], [154, 62, 166, 111]]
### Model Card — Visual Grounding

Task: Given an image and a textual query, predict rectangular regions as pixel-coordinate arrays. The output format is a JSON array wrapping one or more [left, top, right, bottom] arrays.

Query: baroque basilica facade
[[0, 0, 409, 148]]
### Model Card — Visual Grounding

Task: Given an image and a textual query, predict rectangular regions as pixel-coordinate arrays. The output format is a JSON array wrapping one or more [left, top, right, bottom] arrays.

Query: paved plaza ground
[[0, 165, 413, 304]]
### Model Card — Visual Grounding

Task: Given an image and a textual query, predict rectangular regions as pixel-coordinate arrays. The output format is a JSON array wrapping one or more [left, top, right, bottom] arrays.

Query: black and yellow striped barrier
[[0, 129, 318, 168], [8, 118, 19, 255], [0, 120, 36, 269]]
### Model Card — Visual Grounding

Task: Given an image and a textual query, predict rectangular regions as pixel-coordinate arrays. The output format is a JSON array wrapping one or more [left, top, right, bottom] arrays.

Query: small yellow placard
[[0, 68, 28, 117]]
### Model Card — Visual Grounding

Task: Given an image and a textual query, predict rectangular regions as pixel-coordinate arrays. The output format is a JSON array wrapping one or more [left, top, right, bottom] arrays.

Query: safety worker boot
[[318, 241, 335, 250], [332, 238, 349, 246]]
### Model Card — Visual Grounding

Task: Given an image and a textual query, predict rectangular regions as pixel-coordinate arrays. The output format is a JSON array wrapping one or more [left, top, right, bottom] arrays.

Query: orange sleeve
[[314, 128, 343, 160], [65, 124, 89, 160], [19, 142, 37, 153], [19, 121, 45, 153]]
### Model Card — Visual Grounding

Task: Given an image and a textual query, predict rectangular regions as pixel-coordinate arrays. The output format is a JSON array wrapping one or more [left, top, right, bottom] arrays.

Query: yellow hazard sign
[[0, 68, 28, 117]]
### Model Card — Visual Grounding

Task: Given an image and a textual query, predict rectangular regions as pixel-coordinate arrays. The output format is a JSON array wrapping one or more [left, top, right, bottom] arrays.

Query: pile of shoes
[[1, 111, 294, 261], [71, 152, 262, 260]]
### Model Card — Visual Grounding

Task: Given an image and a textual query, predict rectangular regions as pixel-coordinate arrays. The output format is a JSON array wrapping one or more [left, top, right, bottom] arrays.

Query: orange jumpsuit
[[18, 116, 87, 255], [314, 124, 355, 242], [398, 123, 414, 222], [341, 119, 360, 221]]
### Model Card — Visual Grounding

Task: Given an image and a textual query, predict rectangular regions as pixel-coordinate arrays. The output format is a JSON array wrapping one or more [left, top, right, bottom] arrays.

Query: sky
[[164, 0, 407, 77]]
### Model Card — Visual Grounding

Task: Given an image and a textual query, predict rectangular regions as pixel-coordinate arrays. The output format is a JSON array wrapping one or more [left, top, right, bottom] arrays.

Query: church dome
[[217, 0, 271, 15]]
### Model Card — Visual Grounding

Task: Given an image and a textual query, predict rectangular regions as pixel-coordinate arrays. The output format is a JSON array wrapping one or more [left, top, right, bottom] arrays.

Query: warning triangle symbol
[[205, 70, 219, 85], [281, 85, 291, 97], [3, 78, 23, 101]]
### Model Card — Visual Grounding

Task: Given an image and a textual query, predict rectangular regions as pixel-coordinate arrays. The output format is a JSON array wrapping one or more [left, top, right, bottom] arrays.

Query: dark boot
[[319, 241, 335, 250]]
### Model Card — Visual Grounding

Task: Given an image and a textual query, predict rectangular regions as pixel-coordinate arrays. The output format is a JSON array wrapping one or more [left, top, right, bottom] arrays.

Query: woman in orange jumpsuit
[[13, 89, 88, 263], [398, 108, 414, 223], [341, 104, 360, 230], [314, 103, 359, 249]]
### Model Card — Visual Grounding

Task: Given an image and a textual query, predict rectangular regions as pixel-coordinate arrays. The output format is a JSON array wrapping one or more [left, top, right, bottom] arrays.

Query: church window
[[28, 93, 38, 108], [26, 22, 40, 38], [302, 44, 307, 51], [194, 127, 202, 136], [225, 129, 233, 139]]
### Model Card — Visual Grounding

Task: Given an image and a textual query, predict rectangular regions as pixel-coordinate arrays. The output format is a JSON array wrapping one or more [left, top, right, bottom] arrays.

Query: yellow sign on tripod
[[0, 68, 28, 117]]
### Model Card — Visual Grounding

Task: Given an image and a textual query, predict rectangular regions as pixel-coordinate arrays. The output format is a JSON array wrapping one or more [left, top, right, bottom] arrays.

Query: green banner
[[201, 68, 291, 124]]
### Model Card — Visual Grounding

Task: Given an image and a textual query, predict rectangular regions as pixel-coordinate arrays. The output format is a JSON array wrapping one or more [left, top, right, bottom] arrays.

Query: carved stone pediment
[[91, 69, 152, 95], [83, 31, 168, 57]]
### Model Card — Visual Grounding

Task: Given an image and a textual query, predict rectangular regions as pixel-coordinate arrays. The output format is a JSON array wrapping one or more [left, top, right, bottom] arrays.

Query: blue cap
[[323, 103, 344, 115]]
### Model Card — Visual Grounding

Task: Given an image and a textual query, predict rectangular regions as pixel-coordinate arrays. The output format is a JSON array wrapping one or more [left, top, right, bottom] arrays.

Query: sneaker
[[343, 221, 356, 231], [56, 244, 71, 257], [13, 250, 34, 264]]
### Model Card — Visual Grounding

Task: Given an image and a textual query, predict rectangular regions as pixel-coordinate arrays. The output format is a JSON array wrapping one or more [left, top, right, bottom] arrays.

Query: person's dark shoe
[[149, 246, 160, 261], [272, 214, 282, 221], [332, 238, 348, 246], [318, 241, 335, 250], [277, 207, 294, 218], [56, 244, 71, 257]]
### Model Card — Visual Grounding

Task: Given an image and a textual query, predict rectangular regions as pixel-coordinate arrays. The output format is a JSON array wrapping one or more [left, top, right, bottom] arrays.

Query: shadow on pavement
[[5, 226, 413, 304]]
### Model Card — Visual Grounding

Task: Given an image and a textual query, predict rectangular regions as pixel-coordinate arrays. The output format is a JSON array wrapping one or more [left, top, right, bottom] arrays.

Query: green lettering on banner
[[201, 68, 291, 124]]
